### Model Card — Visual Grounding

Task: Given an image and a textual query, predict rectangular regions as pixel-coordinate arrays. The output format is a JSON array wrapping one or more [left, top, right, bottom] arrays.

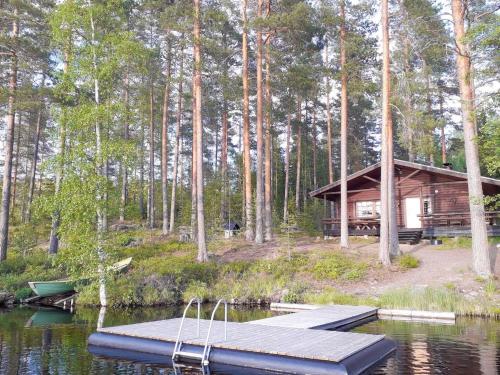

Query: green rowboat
[[28, 257, 133, 298], [25, 309, 74, 327], [28, 280, 78, 298]]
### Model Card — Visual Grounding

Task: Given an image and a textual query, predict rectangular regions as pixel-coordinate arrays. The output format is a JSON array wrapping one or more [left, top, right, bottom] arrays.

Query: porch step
[[398, 230, 422, 245]]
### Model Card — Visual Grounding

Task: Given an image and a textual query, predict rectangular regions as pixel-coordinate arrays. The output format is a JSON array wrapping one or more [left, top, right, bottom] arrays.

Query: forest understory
[[1, 224, 498, 317]]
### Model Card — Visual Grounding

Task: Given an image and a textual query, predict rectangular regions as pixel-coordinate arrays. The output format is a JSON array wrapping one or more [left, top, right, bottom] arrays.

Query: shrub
[[283, 283, 309, 303], [397, 254, 420, 269], [15, 287, 33, 301], [312, 253, 366, 280]]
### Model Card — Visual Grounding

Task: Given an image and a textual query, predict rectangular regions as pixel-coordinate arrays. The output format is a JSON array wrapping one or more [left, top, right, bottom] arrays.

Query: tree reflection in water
[[0, 306, 497, 374]]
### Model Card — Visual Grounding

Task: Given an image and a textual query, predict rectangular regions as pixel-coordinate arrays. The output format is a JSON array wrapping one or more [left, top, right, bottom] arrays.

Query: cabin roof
[[309, 159, 500, 198]]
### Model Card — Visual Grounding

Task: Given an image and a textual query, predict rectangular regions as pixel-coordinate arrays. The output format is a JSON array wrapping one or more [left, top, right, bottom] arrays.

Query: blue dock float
[[88, 304, 395, 374]]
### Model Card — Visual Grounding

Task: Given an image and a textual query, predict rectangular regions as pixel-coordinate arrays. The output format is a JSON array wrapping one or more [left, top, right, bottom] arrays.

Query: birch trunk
[[451, 0, 492, 277], [0, 7, 18, 261], [170, 47, 184, 233], [89, 2, 107, 307], [264, 1, 272, 241], [242, 0, 254, 241], [193, 0, 208, 262], [339, 0, 349, 249], [161, 43, 172, 235]]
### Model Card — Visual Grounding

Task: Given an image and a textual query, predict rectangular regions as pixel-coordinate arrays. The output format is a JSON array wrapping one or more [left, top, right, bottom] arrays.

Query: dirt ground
[[214, 235, 499, 298]]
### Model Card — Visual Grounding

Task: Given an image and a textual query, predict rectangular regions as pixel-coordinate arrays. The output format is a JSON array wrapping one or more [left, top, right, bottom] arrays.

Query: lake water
[[0, 306, 498, 374]]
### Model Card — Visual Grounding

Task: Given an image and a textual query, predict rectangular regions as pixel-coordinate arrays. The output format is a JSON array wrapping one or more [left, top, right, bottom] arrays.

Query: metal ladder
[[172, 298, 228, 368]]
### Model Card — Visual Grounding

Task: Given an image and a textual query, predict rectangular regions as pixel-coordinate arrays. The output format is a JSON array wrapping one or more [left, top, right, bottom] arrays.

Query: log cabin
[[310, 160, 500, 242]]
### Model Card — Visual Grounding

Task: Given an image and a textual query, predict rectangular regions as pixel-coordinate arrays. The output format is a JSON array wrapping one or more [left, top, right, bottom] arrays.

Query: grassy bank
[[0, 230, 497, 317]]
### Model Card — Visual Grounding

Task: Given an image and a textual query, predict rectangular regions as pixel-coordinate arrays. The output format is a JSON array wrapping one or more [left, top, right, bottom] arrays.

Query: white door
[[405, 197, 421, 228]]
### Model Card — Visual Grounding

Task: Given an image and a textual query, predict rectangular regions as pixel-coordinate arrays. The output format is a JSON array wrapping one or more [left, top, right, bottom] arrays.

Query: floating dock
[[88, 305, 395, 374], [252, 304, 377, 330]]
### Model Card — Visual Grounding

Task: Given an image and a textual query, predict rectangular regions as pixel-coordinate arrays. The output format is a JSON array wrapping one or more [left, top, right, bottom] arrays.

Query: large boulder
[[0, 292, 15, 306], [110, 223, 141, 231]]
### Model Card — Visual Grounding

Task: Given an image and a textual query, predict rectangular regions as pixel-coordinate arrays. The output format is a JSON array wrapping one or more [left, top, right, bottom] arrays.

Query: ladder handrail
[[172, 297, 201, 357], [201, 299, 227, 364]]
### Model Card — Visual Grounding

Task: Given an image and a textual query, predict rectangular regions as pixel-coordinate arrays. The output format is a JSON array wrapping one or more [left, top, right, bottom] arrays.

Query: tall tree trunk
[[170, 46, 184, 233], [242, 0, 254, 241], [139, 114, 146, 219], [254, 0, 264, 244], [451, 0, 491, 277], [220, 104, 228, 222], [324, 41, 335, 218], [283, 110, 291, 222], [161, 43, 172, 235], [295, 99, 302, 212], [312, 105, 317, 190], [49, 47, 70, 255], [423, 58, 434, 165], [25, 76, 46, 223], [0, 7, 18, 262], [379, 0, 399, 265], [339, 0, 349, 249], [220, 30, 229, 225], [193, 0, 207, 262], [148, 83, 155, 229], [400, 3, 415, 163], [190, 81, 197, 241], [89, 3, 107, 307], [439, 88, 446, 164], [264, 0, 272, 241], [10, 114, 21, 221], [120, 71, 130, 222], [324, 42, 334, 185]]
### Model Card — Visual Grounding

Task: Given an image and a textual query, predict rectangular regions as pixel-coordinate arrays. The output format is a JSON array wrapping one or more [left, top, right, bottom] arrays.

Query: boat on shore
[[28, 257, 133, 298]]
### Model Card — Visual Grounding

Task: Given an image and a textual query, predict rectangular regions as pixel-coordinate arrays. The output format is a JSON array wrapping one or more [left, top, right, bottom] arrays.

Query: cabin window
[[423, 198, 432, 215], [356, 201, 381, 218]]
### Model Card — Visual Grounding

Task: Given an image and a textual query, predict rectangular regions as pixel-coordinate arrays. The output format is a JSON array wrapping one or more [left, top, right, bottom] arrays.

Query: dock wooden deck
[[88, 304, 395, 374], [96, 318, 383, 363], [251, 305, 377, 330]]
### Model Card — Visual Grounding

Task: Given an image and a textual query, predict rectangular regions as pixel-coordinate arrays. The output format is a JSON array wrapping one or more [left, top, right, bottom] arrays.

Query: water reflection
[[354, 318, 499, 374], [0, 306, 279, 375], [0, 306, 498, 374]]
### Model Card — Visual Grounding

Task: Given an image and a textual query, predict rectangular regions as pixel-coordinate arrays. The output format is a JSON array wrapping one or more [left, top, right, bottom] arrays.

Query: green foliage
[[9, 224, 38, 256], [397, 254, 420, 269], [304, 287, 375, 306], [312, 252, 367, 280], [283, 283, 309, 304]]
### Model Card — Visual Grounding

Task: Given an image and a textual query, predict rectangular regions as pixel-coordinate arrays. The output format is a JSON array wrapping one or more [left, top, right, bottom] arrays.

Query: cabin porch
[[320, 211, 500, 239]]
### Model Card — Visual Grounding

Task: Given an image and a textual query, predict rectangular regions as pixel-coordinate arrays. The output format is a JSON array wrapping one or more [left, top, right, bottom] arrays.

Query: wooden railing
[[418, 211, 500, 227], [322, 217, 380, 230]]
